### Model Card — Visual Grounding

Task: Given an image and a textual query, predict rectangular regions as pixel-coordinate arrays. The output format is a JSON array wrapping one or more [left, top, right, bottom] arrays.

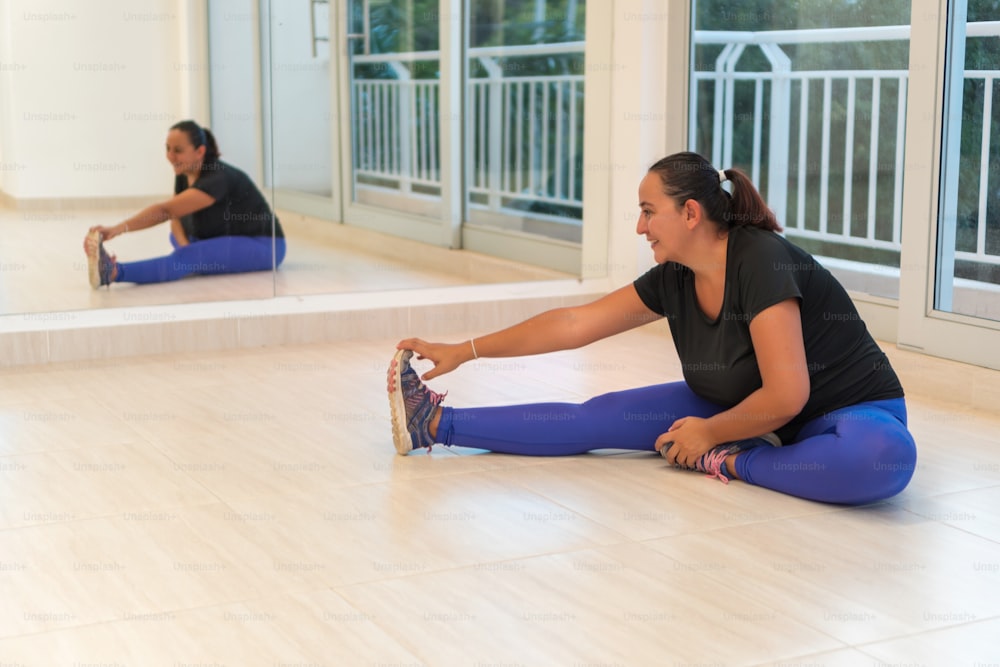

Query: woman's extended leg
[[732, 398, 916, 504], [116, 235, 284, 284], [434, 381, 726, 456]]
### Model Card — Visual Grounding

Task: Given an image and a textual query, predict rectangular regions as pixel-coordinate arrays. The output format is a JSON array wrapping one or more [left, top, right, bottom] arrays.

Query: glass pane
[[690, 0, 910, 299], [936, 0, 1000, 321], [465, 0, 586, 244], [347, 0, 441, 217]]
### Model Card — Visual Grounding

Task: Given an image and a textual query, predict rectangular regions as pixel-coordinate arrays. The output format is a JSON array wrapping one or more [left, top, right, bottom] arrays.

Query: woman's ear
[[683, 199, 703, 229]]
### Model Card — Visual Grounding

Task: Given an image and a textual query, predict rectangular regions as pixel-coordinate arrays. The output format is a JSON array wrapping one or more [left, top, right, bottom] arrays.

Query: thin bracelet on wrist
[[469, 338, 479, 359]]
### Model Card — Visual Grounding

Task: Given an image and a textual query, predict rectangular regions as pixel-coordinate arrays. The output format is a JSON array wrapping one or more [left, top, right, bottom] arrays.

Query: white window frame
[[897, 0, 1000, 370]]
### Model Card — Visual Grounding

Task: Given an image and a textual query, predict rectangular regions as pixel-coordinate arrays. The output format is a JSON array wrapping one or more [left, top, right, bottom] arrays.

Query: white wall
[[267, 0, 332, 195], [0, 0, 22, 196], [0, 0, 204, 201], [602, 0, 684, 287], [207, 0, 264, 186], [206, 0, 331, 195]]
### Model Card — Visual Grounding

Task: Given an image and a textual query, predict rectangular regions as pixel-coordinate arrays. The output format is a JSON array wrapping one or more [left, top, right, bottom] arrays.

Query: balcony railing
[[349, 24, 1000, 274], [693, 22, 1000, 271]]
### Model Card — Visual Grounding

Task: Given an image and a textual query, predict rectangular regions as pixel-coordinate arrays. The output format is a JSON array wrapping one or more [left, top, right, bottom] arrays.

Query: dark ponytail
[[201, 128, 220, 165], [648, 152, 781, 233], [170, 119, 221, 169]]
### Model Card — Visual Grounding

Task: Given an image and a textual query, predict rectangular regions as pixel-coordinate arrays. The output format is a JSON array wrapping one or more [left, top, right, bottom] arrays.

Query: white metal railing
[[966, 68, 997, 266], [692, 66, 909, 252], [350, 42, 584, 217], [468, 74, 583, 211], [349, 25, 1000, 269]]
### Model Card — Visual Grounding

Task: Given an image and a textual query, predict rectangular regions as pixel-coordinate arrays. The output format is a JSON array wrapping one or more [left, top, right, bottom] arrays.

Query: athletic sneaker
[[84, 230, 116, 289], [387, 349, 446, 455], [661, 435, 777, 484]]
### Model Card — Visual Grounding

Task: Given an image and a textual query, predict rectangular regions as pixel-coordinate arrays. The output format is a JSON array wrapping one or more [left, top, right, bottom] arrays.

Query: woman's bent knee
[[870, 428, 917, 500], [847, 420, 917, 503]]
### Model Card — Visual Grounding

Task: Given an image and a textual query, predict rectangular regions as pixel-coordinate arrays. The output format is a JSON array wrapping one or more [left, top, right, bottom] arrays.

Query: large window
[[890, 0, 1000, 370], [935, 1, 1000, 321], [690, 0, 1000, 368], [690, 0, 911, 300]]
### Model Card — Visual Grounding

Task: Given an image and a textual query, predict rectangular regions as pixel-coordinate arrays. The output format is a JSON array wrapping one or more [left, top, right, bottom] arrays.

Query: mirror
[[0, 0, 582, 321]]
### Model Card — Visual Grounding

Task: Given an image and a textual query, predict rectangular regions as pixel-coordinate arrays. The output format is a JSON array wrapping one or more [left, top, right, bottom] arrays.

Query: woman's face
[[636, 172, 686, 264], [165, 129, 205, 176]]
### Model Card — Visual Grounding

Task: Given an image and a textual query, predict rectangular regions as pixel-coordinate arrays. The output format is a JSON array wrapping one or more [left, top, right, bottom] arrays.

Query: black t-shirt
[[174, 161, 284, 239], [633, 225, 903, 443]]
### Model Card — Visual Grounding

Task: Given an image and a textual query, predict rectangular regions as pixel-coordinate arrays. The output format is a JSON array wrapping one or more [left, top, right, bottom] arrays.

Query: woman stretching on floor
[[387, 151, 916, 505], [83, 120, 285, 288]]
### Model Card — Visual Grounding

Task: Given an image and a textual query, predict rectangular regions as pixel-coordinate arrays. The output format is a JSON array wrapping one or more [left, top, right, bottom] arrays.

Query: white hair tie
[[718, 169, 727, 183]]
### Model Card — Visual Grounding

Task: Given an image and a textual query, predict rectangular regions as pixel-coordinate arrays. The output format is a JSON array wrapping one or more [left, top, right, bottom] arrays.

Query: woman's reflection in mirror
[[83, 120, 284, 289]]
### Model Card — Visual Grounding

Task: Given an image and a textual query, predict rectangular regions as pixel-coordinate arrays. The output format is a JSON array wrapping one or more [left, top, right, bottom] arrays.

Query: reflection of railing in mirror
[[350, 42, 585, 226], [352, 51, 442, 197], [309, 0, 330, 58]]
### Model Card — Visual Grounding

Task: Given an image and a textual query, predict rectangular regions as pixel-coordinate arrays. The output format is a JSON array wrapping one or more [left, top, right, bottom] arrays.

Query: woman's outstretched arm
[[88, 188, 215, 241], [397, 284, 661, 381]]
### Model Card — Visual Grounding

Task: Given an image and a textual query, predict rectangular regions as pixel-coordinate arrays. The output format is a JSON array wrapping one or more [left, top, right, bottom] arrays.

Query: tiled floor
[[0, 323, 998, 665]]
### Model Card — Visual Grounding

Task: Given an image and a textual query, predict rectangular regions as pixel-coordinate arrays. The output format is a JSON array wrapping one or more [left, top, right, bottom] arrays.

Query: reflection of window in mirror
[[267, 0, 582, 301], [464, 0, 587, 245]]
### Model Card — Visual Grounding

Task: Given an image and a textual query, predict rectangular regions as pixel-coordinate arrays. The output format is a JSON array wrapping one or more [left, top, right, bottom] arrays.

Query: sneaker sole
[[85, 230, 102, 289], [387, 348, 414, 455]]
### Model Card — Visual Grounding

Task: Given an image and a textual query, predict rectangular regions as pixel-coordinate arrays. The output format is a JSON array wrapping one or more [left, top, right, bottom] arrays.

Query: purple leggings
[[116, 233, 286, 284], [435, 381, 916, 505]]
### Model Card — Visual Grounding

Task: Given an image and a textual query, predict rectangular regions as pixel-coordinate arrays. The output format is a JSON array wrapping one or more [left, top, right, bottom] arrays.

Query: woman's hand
[[87, 224, 123, 242], [395, 338, 474, 381], [654, 416, 718, 468]]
